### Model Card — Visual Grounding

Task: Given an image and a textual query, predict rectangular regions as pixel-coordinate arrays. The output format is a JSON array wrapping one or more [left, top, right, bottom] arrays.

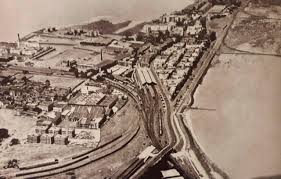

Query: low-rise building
[[54, 135, 68, 145], [38, 101, 53, 112], [53, 102, 67, 113], [27, 133, 40, 143], [40, 134, 54, 144]]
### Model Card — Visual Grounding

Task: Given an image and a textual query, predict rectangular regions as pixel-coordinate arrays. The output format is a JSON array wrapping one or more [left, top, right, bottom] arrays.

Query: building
[[171, 27, 185, 37], [77, 117, 91, 129], [98, 96, 118, 108], [40, 134, 54, 144], [199, 1, 213, 13], [89, 117, 104, 129], [95, 60, 117, 71], [61, 128, 75, 138], [53, 102, 67, 113], [134, 67, 157, 86], [39, 112, 62, 125], [160, 14, 189, 24], [208, 5, 227, 15], [48, 126, 61, 135], [80, 37, 114, 46], [142, 23, 176, 34], [35, 126, 50, 134], [0, 55, 13, 62], [27, 133, 40, 143], [38, 101, 54, 112], [54, 135, 68, 145]]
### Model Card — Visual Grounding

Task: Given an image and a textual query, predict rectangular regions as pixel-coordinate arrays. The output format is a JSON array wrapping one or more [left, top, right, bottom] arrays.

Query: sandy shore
[[191, 54, 281, 179]]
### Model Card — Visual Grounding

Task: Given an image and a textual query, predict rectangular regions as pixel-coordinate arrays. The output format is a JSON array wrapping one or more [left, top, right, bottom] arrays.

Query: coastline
[[190, 55, 281, 179], [0, 0, 194, 43]]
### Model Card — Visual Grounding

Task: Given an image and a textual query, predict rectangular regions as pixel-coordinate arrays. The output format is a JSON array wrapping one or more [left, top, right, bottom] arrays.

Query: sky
[[0, 0, 194, 42]]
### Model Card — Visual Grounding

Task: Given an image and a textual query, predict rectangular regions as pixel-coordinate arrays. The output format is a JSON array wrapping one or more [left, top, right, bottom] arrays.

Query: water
[[0, 0, 194, 42], [191, 56, 281, 179]]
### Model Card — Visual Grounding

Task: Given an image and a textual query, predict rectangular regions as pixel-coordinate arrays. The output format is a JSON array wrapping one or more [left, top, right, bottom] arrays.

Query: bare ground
[[49, 98, 151, 179], [0, 109, 86, 171]]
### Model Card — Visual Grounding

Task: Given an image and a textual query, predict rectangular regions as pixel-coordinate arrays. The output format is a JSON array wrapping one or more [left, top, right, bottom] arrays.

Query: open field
[[190, 54, 281, 179], [101, 97, 139, 138], [30, 74, 84, 89], [0, 109, 36, 149], [71, 124, 150, 179], [51, 98, 150, 178], [223, 3, 281, 55], [0, 109, 86, 171], [34, 48, 103, 68]]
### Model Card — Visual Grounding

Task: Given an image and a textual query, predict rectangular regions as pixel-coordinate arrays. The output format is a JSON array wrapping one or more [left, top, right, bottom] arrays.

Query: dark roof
[[95, 60, 117, 69]]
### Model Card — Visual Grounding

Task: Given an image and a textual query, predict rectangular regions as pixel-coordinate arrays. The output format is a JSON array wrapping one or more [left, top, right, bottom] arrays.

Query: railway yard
[[1, 0, 279, 178]]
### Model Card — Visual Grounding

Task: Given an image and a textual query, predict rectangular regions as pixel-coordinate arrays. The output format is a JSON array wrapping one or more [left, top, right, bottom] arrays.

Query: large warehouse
[[134, 67, 157, 87]]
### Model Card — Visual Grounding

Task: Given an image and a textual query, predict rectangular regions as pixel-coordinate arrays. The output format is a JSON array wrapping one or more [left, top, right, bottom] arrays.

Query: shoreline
[[0, 0, 195, 43], [191, 55, 281, 179]]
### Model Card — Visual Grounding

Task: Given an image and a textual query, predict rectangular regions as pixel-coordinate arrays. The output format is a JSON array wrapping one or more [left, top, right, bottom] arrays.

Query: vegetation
[[9, 138, 20, 146], [0, 128, 9, 142], [3, 159, 19, 169], [77, 20, 131, 34], [119, 22, 148, 36]]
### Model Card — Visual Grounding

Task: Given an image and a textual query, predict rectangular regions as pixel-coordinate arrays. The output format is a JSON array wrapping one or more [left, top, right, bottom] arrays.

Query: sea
[[0, 0, 194, 42]]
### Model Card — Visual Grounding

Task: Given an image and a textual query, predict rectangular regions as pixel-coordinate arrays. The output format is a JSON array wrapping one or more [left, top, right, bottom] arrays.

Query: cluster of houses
[[28, 122, 75, 145], [154, 39, 209, 99], [0, 75, 70, 116], [64, 28, 100, 37], [64, 81, 128, 129], [25, 80, 128, 145], [126, 1, 215, 99]]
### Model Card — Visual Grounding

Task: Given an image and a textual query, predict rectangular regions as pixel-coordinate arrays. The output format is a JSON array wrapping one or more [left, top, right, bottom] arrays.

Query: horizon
[[0, 0, 194, 42]]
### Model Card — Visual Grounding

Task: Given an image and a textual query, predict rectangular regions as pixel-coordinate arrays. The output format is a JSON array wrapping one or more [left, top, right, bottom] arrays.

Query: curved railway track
[[14, 125, 140, 179]]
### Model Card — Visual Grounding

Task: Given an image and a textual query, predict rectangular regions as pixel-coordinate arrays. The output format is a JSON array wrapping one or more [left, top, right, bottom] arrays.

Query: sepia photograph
[[0, 0, 280, 178]]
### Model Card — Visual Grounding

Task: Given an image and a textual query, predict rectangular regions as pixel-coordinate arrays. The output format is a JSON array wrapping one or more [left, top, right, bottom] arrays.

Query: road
[[129, 4, 245, 179], [170, 3, 251, 179]]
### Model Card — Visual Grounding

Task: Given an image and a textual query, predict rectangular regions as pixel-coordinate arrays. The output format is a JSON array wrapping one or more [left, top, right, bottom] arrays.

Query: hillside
[[118, 22, 147, 36], [75, 20, 132, 34]]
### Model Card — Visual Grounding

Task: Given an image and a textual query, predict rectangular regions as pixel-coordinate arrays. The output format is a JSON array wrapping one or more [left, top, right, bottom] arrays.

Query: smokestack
[[100, 49, 103, 61], [17, 33, 20, 42], [17, 33, 21, 48]]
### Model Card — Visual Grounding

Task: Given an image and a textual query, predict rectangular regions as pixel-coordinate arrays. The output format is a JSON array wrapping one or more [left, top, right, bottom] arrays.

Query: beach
[[191, 54, 281, 179]]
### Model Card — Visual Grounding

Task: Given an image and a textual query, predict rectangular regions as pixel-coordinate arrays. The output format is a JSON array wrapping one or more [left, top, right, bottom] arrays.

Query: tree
[[0, 128, 9, 141], [124, 31, 132, 40], [4, 159, 18, 169], [74, 69, 79, 78], [22, 76, 28, 84], [45, 80, 51, 87], [209, 31, 217, 41], [9, 138, 20, 146], [136, 33, 144, 41]]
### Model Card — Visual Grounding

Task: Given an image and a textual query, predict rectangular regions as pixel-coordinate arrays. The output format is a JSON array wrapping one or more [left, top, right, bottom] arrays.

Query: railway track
[[13, 125, 140, 179]]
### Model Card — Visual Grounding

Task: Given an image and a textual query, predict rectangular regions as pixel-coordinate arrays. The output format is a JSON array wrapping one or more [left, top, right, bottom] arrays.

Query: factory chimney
[[100, 49, 103, 61], [17, 33, 21, 48]]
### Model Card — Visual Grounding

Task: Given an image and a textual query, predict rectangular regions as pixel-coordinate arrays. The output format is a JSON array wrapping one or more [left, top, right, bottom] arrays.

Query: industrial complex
[[1, 0, 278, 178]]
